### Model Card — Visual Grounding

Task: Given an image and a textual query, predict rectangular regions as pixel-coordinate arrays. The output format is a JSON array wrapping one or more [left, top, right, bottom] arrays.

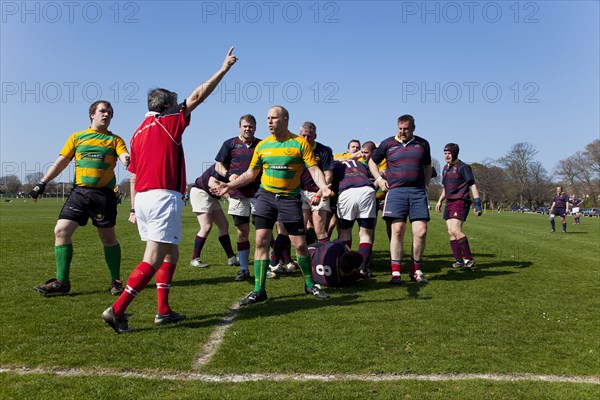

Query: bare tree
[[498, 143, 539, 206], [471, 160, 510, 210], [528, 161, 552, 207], [583, 139, 600, 176], [0, 175, 23, 196], [25, 172, 45, 185], [556, 140, 600, 206]]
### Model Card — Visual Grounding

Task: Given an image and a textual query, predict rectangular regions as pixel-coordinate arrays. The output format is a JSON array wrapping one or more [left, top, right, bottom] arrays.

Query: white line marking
[[1, 366, 598, 384], [193, 301, 240, 369]]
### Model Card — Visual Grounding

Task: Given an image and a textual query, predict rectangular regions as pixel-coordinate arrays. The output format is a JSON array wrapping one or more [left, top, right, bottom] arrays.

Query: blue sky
[[1, 1, 598, 185]]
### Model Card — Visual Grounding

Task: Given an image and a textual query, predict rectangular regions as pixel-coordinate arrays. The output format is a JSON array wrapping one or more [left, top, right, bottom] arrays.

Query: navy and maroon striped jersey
[[193, 164, 226, 198], [309, 240, 361, 287], [214, 136, 261, 199], [332, 158, 374, 194], [300, 142, 334, 191], [371, 135, 431, 189], [553, 192, 569, 208], [442, 160, 475, 201]]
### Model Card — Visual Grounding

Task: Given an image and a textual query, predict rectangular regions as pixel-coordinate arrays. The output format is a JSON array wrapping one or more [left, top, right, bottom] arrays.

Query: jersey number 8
[[315, 264, 332, 276]]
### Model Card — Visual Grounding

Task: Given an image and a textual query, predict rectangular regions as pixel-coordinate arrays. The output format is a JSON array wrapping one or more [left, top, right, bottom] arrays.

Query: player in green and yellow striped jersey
[[31, 101, 130, 297], [212, 106, 332, 305]]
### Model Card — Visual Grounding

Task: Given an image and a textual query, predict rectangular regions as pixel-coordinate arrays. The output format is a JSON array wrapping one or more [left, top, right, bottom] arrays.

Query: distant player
[[435, 143, 482, 270], [549, 186, 570, 233], [31, 100, 129, 296], [569, 195, 582, 225], [309, 240, 363, 287]]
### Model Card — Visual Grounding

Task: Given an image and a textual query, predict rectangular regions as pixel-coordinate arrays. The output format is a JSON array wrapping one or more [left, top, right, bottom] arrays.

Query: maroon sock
[[156, 262, 176, 315], [343, 239, 352, 249], [193, 236, 207, 259], [112, 262, 155, 318], [271, 234, 289, 265], [450, 240, 462, 261], [458, 236, 473, 260], [218, 234, 235, 258], [358, 242, 372, 267], [237, 240, 250, 252]]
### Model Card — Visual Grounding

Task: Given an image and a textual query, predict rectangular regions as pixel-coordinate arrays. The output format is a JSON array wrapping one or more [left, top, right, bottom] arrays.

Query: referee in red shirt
[[102, 48, 238, 334]]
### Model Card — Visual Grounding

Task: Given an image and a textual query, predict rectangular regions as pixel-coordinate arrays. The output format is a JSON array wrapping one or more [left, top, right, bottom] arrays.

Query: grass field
[[1, 199, 599, 399]]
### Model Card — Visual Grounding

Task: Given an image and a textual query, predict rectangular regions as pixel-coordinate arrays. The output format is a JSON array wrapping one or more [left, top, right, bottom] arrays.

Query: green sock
[[103, 243, 121, 281], [55, 244, 73, 283], [253, 259, 269, 293], [297, 255, 315, 287]]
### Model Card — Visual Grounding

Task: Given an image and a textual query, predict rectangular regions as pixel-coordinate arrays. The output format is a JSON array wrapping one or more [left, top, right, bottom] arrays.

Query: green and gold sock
[[103, 243, 121, 281], [55, 244, 73, 283], [297, 255, 315, 287], [253, 259, 269, 293]]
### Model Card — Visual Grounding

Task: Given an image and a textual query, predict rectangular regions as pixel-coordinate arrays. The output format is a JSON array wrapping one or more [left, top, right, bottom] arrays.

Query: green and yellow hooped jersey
[[250, 132, 317, 197], [60, 128, 128, 189]]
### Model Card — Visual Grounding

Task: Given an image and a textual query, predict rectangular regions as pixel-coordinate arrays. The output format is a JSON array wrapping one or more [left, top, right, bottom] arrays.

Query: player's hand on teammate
[[309, 194, 322, 206], [376, 177, 389, 192], [210, 181, 230, 197], [320, 185, 333, 201], [29, 181, 46, 201]]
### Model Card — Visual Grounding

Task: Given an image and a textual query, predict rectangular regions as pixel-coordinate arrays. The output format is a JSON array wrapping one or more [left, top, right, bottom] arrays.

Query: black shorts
[[58, 186, 118, 228], [252, 188, 305, 235]]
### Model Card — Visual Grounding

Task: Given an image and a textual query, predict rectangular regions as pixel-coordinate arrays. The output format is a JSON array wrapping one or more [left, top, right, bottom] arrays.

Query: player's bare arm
[[185, 47, 238, 117], [307, 165, 332, 199], [436, 189, 446, 213], [368, 158, 388, 192]]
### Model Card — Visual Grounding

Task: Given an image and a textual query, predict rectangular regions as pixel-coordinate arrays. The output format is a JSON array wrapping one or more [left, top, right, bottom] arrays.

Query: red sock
[[156, 262, 176, 315], [112, 262, 155, 318], [410, 259, 422, 274], [391, 260, 401, 277]]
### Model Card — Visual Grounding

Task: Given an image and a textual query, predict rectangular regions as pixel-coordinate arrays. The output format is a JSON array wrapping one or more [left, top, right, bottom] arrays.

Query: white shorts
[[337, 186, 376, 221], [190, 186, 222, 214], [301, 189, 331, 212], [228, 196, 255, 217], [572, 207, 580, 213], [135, 189, 183, 244]]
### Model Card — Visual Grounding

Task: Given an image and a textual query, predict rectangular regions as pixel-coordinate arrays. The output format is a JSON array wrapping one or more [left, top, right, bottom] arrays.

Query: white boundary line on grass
[[3, 303, 599, 385], [1, 366, 598, 384], [193, 301, 240, 368]]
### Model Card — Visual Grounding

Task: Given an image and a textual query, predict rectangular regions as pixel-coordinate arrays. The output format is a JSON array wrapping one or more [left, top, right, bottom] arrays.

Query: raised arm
[[185, 47, 238, 117]]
